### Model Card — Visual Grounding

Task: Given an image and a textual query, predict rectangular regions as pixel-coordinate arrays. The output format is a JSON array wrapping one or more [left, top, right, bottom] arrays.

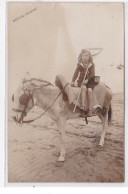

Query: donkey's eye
[[12, 94, 14, 102]]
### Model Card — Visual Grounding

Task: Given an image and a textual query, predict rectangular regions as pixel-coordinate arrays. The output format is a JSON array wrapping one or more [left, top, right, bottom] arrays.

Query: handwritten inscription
[[13, 8, 37, 22]]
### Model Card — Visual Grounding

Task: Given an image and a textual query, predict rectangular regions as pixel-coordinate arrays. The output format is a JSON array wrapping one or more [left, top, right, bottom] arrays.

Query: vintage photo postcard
[[7, 2, 124, 183]]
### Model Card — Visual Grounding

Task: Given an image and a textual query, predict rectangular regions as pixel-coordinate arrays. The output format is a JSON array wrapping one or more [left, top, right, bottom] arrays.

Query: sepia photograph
[[7, 2, 124, 183]]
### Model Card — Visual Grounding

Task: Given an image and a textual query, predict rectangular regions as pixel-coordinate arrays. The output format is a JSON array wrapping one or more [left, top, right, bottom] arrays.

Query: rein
[[13, 83, 69, 124]]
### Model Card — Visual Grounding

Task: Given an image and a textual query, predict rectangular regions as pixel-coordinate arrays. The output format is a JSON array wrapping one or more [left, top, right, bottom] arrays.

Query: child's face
[[81, 52, 90, 63]]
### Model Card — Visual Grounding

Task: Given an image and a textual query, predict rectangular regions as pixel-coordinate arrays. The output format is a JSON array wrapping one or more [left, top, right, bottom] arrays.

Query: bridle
[[12, 83, 69, 125], [19, 93, 34, 123], [12, 90, 35, 124]]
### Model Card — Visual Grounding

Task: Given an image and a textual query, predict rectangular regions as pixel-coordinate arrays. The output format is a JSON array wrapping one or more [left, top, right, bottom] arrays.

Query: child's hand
[[71, 82, 74, 86], [83, 79, 88, 85]]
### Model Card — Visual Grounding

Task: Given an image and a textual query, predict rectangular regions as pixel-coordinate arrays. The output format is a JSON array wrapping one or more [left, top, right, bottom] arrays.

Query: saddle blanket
[[55, 74, 106, 111]]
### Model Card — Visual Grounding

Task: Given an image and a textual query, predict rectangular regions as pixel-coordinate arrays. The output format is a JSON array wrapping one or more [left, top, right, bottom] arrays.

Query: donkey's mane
[[23, 78, 53, 87]]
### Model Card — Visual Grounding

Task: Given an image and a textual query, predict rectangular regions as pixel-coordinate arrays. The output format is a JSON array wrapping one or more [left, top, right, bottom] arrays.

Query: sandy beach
[[8, 92, 124, 183]]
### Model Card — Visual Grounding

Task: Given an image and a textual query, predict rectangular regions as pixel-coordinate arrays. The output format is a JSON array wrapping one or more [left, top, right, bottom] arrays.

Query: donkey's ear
[[24, 71, 30, 80]]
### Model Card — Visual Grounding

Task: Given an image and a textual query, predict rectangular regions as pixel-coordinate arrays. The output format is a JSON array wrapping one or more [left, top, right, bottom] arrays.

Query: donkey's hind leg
[[98, 109, 108, 146], [98, 87, 112, 146], [57, 117, 66, 162]]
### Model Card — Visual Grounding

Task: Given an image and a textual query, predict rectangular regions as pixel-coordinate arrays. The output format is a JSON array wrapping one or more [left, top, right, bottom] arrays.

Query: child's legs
[[87, 88, 93, 111], [81, 85, 86, 109]]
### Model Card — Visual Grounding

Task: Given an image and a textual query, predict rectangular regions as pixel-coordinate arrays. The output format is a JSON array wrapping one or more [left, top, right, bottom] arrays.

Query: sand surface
[[8, 93, 124, 183]]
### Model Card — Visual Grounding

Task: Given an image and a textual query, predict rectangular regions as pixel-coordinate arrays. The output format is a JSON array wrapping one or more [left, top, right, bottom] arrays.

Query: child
[[71, 49, 95, 117]]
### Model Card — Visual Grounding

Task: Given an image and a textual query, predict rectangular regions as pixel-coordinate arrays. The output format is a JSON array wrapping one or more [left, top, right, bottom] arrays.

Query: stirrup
[[79, 109, 86, 118]]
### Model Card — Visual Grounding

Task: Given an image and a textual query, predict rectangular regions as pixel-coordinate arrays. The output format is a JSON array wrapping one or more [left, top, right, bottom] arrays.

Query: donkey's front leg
[[57, 118, 66, 162], [99, 111, 108, 146]]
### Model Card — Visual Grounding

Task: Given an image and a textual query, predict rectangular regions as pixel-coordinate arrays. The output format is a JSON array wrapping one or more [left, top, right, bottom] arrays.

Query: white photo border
[[0, 0, 127, 187]]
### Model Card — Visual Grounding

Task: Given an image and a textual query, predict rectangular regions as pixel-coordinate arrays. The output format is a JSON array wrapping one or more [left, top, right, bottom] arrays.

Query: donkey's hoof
[[58, 156, 65, 162], [97, 144, 104, 149], [99, 142, 104, 147]]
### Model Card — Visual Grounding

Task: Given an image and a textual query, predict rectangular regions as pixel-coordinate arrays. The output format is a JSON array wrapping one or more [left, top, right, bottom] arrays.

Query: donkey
[[12, 75, 112, 162]]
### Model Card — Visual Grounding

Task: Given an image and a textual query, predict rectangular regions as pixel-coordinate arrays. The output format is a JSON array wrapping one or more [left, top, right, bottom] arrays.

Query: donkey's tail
[[108, 103, 112, 125]]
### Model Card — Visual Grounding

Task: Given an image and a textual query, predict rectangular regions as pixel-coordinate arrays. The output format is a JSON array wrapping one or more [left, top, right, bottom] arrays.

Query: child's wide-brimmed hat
[[86, 48, 103, 57]]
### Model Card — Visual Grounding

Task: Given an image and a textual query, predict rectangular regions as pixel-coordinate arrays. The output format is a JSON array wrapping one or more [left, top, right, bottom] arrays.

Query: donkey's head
[[12, 73, 35, 125], [12, 73, 52, 125]]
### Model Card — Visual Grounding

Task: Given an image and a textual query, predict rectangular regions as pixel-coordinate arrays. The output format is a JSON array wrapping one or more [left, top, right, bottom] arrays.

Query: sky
[[8, 2, 124, 95]]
